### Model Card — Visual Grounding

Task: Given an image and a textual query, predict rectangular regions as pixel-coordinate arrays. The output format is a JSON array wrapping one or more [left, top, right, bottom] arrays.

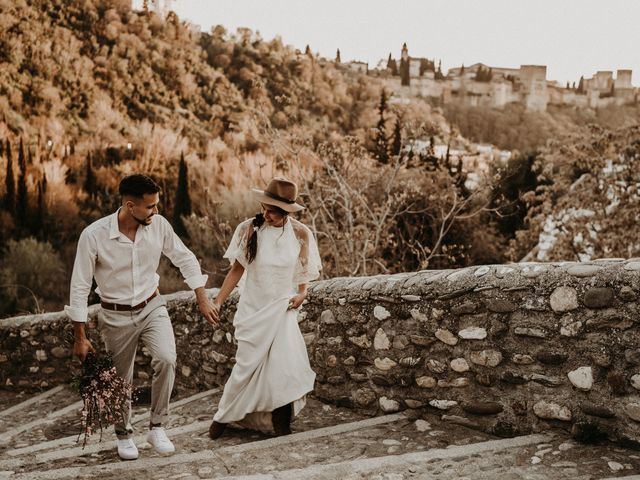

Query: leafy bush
[[0, 237, 66, 316]]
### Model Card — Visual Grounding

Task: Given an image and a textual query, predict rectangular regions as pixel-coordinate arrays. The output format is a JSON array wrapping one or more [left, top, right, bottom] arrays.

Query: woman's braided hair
[[246, 206, 289, 264]]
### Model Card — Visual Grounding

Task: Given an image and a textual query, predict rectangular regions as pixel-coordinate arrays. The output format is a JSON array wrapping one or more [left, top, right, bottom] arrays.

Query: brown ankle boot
[[209, 421, 226, 440], [272, 402, 292, 436]]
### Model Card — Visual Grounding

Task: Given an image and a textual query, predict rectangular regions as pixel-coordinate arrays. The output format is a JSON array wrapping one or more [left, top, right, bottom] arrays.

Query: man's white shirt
[[65, 209, 207, 323]]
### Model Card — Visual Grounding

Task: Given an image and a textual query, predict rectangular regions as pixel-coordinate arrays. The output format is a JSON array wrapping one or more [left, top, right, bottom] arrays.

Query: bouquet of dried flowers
[[71, 353, 133, 448]]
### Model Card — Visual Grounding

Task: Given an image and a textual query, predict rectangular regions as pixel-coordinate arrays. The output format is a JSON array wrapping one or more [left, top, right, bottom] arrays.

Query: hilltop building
[[341, 43, 637, 112]]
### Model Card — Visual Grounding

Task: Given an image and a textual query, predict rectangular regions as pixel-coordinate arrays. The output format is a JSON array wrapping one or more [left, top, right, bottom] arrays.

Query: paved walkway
[[0, 386, 638, 479]]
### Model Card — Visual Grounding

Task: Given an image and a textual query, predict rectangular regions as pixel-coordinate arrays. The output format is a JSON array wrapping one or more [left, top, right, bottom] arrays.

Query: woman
[[209, 177, 321, 438]]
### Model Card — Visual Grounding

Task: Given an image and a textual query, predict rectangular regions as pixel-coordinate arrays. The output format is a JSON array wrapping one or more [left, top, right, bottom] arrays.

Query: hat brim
[[251, 189, 305, 212]]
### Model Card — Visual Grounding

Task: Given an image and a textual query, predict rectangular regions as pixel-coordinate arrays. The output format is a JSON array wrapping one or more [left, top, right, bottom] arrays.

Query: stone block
[[583, 288, 614, 308], [550, 287, 579, 312], [435, 329, 458, 345], [461, 401, 503, 415], [470, 349, 503, 367], [374, 328, 391, 350], [567, 366, 593, 391], [533, 400, 572, 421]]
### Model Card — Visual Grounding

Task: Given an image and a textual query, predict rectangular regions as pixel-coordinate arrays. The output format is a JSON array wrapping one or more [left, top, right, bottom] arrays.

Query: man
[[65, 174, 217, 460]]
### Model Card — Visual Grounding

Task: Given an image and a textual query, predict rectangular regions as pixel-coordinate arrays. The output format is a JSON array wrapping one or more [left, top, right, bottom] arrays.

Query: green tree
[[388, 58, 398, 76], [16, 139, 28, 226], [490, 152, 538, 237], [84, 154, 97, 199], [173, 152, 192, 237], [34, 175, 47, 239], [373, 90, 390, 164], [391, 118, 402, 156], [3, 139, 14, 212], [435, 60, 445, 80], [335, 49, 341, 63]]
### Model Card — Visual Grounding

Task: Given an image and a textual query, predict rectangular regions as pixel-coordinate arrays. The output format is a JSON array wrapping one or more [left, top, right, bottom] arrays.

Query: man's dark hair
[[119, 174, 161, 199]]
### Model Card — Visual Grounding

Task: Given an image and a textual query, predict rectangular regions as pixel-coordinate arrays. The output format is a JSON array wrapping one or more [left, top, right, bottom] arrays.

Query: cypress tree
[[374, 90, 389, 164], [389, 58, 398, 76], [18, 137, 25, 172], [173, 152, 192, 237], [16, 139, 28, 224], [3, 139, 14, 212], [391, 118, 402, 156], [335, 49, 341, 63], [84, 154, 97, 199], [35, 175, 47, 238]]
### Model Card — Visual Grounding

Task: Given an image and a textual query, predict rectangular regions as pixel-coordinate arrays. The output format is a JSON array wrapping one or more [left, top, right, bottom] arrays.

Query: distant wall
[[2, 260, 640, 446]]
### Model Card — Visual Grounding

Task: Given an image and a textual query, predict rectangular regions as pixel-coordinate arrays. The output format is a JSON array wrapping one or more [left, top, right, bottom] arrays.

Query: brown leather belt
[[100, 291, 158, 312]]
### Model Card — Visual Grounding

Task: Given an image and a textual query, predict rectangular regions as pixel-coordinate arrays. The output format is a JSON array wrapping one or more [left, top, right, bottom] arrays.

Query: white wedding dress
[[212, 217, 321, 432]]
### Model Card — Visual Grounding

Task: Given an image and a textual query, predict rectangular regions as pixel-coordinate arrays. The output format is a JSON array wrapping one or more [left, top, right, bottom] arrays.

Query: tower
[[520, 65, 548, 112], [401, 43, 409, 62], [399, 43, 410, 86]]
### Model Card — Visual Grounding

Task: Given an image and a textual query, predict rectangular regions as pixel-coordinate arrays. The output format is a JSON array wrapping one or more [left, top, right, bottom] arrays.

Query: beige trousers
[[98, 295, 176, 439]]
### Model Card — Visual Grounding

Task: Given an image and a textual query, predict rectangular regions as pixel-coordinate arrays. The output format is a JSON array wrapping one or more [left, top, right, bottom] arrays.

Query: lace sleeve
[[292, 220, 322, 285], [223, 220, 252, 268]]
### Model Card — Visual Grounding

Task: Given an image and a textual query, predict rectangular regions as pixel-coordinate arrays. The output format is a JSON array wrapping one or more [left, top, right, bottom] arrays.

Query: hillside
[[2, 0, 636, 319], [0, 0, 397, 164], [0, 0, 469, 316]]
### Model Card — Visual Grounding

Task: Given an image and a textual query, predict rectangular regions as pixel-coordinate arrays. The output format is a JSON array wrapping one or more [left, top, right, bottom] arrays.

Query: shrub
[[0, 237, 66, 316]]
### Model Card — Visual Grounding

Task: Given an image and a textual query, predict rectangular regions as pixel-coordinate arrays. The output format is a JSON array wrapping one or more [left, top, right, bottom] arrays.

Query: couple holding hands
[[66, 174, 320, 460]]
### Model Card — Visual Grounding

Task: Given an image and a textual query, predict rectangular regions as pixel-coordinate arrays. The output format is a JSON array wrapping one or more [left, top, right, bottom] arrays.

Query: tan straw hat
[[251, 177, 305, 213]]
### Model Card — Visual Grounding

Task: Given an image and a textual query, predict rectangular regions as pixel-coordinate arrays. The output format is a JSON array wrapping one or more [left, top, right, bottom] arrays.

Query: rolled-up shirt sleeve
[[160, 217, 208, 289], [64, 230, 97, 323]]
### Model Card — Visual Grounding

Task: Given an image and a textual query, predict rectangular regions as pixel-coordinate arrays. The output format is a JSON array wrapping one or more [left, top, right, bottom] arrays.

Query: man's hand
[[199, 297, 219, 326], [288, 293, 306, 310], [74, 337, 96, 362]]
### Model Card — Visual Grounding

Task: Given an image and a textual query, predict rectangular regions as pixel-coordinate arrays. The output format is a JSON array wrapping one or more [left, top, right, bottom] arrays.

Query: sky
[[133, 0, 640, 86]]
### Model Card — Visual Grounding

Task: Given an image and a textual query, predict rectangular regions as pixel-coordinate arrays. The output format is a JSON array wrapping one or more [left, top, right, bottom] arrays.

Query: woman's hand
[[196, 287, 219, 326], [209, 301, 221, 324], [288, 293, 306, 310]]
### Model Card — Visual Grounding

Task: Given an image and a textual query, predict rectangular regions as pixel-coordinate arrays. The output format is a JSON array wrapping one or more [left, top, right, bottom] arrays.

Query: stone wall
[[2, 260, 640, 445]]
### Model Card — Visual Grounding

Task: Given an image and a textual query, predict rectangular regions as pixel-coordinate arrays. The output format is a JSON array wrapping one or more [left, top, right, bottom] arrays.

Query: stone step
[[0, 385, 79, 442], [5, 387, 221, 457], [215, 433, 555, 480], [601, 476, 640, 480], [0, 386, 65, 420], [0, 400, 83, 447], [8, 413, 407, 479], [3, 387, 639, 479]]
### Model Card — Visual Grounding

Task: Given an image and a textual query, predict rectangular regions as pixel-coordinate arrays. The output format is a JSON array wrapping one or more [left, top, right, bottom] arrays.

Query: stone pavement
[[0, 386, 639, 479]]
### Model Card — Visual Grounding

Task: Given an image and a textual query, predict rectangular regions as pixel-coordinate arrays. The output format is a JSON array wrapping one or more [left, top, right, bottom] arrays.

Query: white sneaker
[[116, 438, 139, 460], [146, 427, 175, 455]]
